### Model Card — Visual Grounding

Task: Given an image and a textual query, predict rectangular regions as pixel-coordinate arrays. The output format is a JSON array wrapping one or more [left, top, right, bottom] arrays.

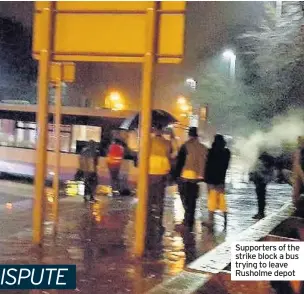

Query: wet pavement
[[0, 178, 292, 294]]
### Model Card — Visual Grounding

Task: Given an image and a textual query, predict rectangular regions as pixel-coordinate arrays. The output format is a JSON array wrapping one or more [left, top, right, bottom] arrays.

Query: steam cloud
[[234, 110, 304, 170]]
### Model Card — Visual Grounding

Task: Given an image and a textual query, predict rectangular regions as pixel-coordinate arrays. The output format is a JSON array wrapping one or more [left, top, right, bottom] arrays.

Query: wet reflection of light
[[6, 202, 12, 209], [167, 257, 185, 274], [173, 197, 184, 223], [165, 250, 185, 275], [171, 236, 184, 251], [163, 235, 186, 275], [92, 202, 102, 222], [97, 185, 112, 195]]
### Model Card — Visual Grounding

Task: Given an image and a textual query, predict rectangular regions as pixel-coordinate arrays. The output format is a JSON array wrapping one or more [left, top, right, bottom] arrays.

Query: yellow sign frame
[[32, 1, 186, 64]]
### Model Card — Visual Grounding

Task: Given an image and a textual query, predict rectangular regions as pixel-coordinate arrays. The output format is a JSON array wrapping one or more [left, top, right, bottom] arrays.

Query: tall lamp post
[[223, 50, 236, 81]]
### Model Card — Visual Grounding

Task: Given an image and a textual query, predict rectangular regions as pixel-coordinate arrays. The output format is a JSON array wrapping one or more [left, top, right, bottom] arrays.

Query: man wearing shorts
[[204, 134, 231, 231]]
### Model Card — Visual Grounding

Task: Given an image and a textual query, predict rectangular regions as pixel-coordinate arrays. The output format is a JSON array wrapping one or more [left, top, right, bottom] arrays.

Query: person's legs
[[178, 180, 187, 224], [157, 175, 167, 232], [178, 180, 187, 210], [146, 175, 166, 250], [109, 166, 120, 194], [86, 172, 97, 201], [207, 188, 217, 230], [218, 187, 228, 230], [185, 182, 199, 231], [253, 181, 266, 219], [258, 183, 266, 217], [146, 175, 158, 250], [183, 182, 191, 226], [84, 176, 91, 201]]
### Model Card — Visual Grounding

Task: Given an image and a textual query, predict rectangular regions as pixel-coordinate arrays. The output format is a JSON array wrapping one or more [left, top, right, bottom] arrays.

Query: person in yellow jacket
[[174, 127, 208, 231], [145, 124, 171, 251]]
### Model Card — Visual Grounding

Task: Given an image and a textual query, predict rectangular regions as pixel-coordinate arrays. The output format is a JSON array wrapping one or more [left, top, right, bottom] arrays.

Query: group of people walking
[[76, 124, 304, 250], [76, 125, 232, 238], [146, 125, 231, 248], [76, 135, 127, 202]]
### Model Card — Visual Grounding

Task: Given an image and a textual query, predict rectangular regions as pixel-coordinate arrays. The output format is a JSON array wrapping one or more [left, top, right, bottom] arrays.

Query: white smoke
[[234, 110, 304, 170]]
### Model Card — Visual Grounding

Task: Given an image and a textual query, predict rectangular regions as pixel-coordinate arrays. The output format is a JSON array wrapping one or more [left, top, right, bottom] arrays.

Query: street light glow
[[110, 92, 121, 101], [177, 96, 186, 105], [223, 50, 236, 81], [186, 78, 195, 84], [180, 104, 189, 112], [113, 102, 124, 111], [223, 50, 236, 60], [185, 78, 197, 90]]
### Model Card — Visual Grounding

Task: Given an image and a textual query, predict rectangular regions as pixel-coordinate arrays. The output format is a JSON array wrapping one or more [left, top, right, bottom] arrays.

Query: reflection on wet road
[[0, 179, 292, 293]]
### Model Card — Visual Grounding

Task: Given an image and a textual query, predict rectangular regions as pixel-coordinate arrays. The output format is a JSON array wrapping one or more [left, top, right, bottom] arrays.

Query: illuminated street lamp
[[109, 91, 120, 102], [106, 91, 124, 110], [177, 95, 192, 118], [177, 96, 187, 105], [180, 104, 190, 112], [185, 78, 197, 91], [222, 50, 236, 81]]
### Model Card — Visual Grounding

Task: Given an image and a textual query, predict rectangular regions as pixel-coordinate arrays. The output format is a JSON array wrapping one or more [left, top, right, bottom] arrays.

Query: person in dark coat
[[250, 152, 274, 219], [79, 140, 99, 202], [204, 134, 231, 231]]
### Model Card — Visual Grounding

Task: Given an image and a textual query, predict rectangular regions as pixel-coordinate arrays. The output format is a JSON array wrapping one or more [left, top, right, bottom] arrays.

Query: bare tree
[[236, 1, 304, 116]]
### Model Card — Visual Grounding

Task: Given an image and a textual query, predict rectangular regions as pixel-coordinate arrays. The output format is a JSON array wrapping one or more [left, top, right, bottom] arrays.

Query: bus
[[0, 104, 139, 188]]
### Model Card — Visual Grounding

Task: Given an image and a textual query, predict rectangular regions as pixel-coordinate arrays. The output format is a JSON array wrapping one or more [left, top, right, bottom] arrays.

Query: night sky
[[0, 1, 265, 111]]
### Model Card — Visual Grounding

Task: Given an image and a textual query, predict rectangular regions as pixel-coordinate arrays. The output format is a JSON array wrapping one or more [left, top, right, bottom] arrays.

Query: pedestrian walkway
[[0, 180, 292, 293]]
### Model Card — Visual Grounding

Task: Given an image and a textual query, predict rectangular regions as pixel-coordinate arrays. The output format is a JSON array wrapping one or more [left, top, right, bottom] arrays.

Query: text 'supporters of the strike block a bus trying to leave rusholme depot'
[[231, 242, 304, 281]]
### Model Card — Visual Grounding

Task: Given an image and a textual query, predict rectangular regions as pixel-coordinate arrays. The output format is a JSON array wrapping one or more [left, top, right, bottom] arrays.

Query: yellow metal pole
[[134, 4, 157, 257], [33, 3, 52, 246], [53, 63, 62, 235]]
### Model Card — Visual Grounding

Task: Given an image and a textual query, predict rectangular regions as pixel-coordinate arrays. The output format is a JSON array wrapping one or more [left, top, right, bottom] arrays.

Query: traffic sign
[[50, 62, 75, 83], [32, 1, 186, 64], [31, 1, 186, 256]]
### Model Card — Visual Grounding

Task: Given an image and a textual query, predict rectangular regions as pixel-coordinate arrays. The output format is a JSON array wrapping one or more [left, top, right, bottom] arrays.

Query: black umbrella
[[119, 109, 177, 130]]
